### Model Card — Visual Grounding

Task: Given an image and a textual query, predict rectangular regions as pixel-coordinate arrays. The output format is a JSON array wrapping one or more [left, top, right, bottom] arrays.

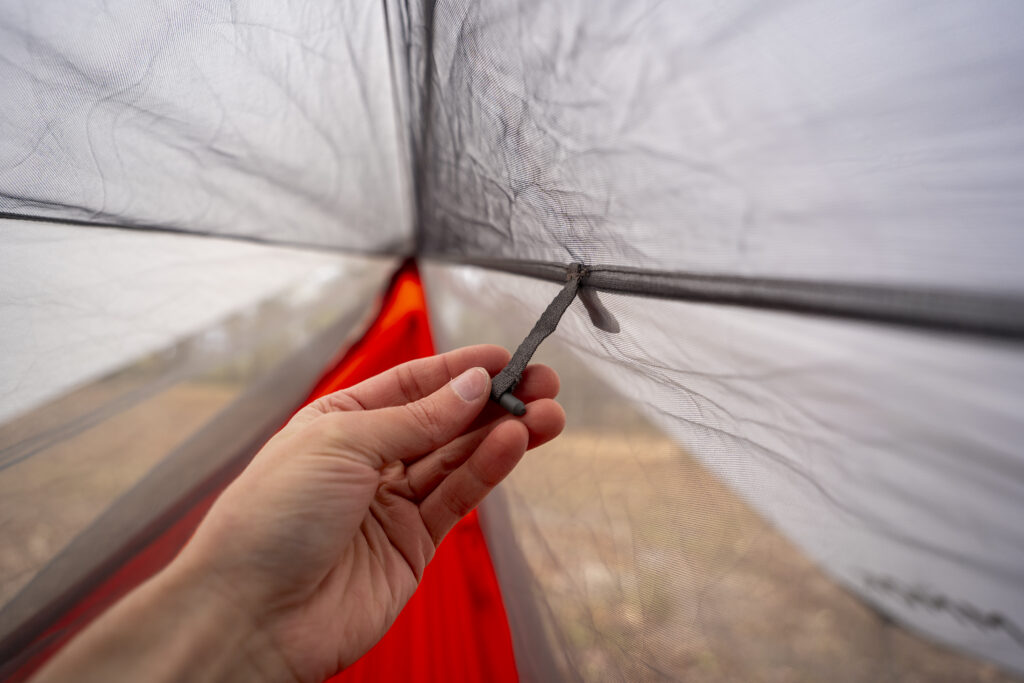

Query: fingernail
[[451, 367, 489, 402]]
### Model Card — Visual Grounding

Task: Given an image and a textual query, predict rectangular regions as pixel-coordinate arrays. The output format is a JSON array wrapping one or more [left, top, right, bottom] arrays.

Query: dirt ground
[[502, 426, 1020, 682], [0, 379, 238, 607]]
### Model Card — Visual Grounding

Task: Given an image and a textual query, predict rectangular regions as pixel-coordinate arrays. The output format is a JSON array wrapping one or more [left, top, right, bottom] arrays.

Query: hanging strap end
[[496, 391, 526, 416]]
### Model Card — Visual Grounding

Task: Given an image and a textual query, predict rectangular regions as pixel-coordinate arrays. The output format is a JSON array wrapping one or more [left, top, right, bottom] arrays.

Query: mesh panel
[[416, 0, 1024, 293], [4, 0, 1024, 678], [424, 262, 1024, 680], [0, 219, 394, 422], [0, 0, 412, 251], [0, 235, 394, 615]]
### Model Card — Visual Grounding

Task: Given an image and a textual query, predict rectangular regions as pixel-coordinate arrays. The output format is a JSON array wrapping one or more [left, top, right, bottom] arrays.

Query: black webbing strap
[[491, 263, 588, 415]]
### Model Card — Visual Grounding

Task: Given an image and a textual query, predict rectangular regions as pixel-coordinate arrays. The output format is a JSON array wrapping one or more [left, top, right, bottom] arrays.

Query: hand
[[174, 345, 564, 681], [32, 345, 563, 683]]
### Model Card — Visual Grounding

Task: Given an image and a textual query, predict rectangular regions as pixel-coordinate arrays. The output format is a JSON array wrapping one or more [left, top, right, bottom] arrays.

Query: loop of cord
[[490, 263, 589, 415]]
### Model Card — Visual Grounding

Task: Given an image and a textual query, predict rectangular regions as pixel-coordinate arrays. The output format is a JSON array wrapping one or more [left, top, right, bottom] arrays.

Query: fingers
[[285, 346, 509, 435], [336, 345, 511, 411], [327, 366, 493, 467], [419, 420, 530, 546], [516, 363, 561, 402], [405, 397, 565, 499], [465, 364, 560, 432], [402, 363, 562, 498]]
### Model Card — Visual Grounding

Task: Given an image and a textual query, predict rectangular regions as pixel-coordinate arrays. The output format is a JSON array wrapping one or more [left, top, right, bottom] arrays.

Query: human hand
[[172, 344, 564, 682]]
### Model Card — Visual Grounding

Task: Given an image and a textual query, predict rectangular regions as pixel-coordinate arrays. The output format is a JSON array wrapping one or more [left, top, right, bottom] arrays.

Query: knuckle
[[311, 391, 362, 413], [438, 445, 465, 475], [403, 398, 446, 442], [307, 396, 332, 413], [308, 412, 348, 445], [442, 486, 475, 519], [396, 363, 427, 402], [306, 412, 385, 467], [379, 470, 414, 500]]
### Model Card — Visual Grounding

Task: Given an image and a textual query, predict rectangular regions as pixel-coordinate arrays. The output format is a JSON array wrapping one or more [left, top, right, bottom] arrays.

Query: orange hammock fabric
[[315, 262, 519, 683]]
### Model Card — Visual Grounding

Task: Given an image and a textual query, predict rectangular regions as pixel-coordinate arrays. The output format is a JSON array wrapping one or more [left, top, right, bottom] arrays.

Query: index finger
[[338, 344, 511, 410]]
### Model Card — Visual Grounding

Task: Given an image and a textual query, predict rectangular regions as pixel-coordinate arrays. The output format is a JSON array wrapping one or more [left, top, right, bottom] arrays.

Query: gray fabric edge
[[0, 211, 413, 257], [478, 490, 582, 683], [424, 255, 1024, 341]]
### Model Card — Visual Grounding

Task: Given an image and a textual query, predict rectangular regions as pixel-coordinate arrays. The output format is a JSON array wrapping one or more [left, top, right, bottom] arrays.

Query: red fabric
[[329, 510, 517, 683], [306, 263, 436, 397], [8, 261, 519, 683], [311, 261, 519, 683]]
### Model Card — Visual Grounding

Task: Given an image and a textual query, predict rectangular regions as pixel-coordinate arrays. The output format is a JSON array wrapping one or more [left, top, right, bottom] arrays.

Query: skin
[[32, 345, 565, 683]]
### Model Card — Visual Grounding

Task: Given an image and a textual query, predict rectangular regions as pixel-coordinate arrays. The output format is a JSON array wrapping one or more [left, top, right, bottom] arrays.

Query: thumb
[[334, 367, 492, 467]]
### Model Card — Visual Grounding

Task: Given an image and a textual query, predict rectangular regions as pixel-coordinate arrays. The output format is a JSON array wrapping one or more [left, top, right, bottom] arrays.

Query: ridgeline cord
[[491, 263, 589, 415]]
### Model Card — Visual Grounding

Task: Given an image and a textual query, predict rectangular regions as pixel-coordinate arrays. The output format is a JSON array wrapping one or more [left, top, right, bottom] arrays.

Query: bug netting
[[3, 0, 1024, 680], [410, 0, 1024, 677], [426, 265, 1024, 682]]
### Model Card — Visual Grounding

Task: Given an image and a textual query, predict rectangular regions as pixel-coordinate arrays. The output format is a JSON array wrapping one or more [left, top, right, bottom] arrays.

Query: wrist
[[31, 555, 297, 683], [157, 554, 299, 683]]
